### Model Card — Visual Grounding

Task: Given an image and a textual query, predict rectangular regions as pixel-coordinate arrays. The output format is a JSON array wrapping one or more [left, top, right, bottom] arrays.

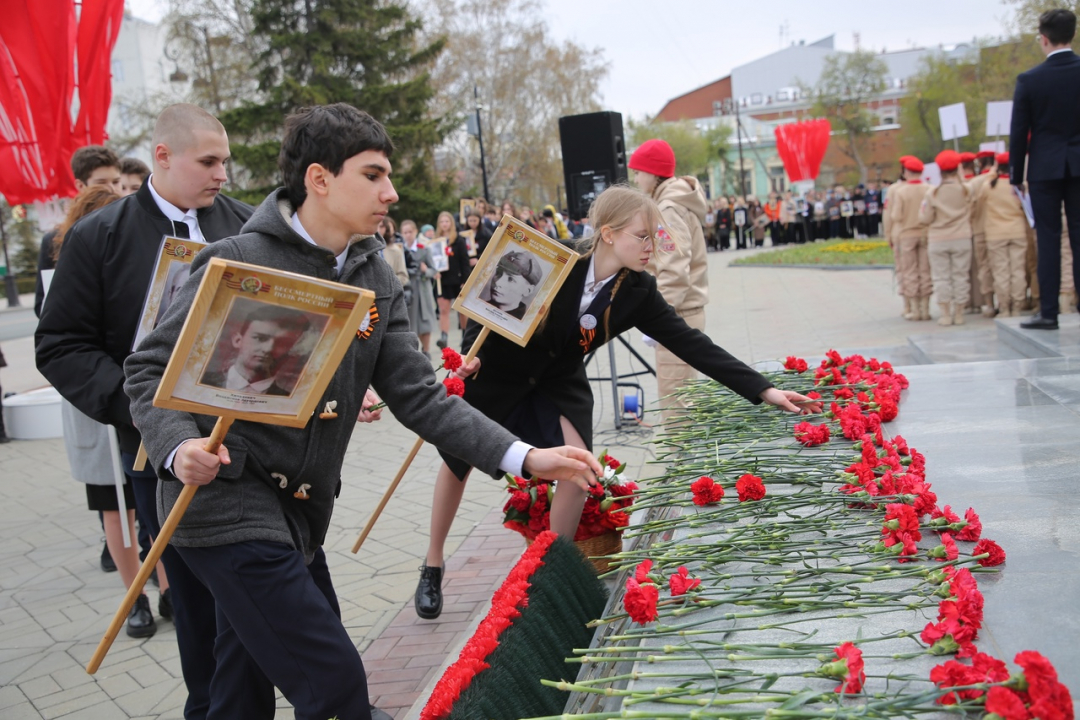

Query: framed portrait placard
[[460, 229, 477, 258], [153, 257, 374, 427], [453, 214, 579, 347], [132, 236, 208, 351], [459, 198, 476, 225], [428, 238, 450, 273]]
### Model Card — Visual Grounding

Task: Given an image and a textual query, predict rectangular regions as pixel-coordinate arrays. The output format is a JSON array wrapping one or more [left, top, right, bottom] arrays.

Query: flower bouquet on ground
[[502, 451, 637, 570]]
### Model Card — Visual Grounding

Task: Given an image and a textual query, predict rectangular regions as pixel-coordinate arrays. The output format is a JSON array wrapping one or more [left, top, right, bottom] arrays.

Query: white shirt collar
[[578, 256, 617, 316], [1048, 48, 1072, 58], [147, 174, 204, 242], [291, 211, 349, 275], [225, 365, 276, 393]]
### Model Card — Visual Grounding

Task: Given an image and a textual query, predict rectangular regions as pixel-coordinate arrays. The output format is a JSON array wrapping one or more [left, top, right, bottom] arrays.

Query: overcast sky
[[128, 0, 1013, 119]]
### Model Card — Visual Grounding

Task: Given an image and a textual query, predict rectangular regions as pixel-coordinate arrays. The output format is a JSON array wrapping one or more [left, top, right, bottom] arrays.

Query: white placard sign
[[938, 103, 969, 141], [985, 101, 1013, 137], [980, 141, 1006, 154], [921, 162, 942, 187]]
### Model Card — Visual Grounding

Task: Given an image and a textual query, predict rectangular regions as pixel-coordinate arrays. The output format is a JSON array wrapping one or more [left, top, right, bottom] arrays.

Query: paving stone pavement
[[0, 247, 1009, 718]]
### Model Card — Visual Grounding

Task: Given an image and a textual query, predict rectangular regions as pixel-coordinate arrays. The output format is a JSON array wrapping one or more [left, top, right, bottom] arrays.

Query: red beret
[[936, 150, 962, 172], [959, 152, 977, 164], [996, 152, 1009, 165], [976, 150, 996, 159], [628, 139, 676, 178], [900, 155, 924, 173]]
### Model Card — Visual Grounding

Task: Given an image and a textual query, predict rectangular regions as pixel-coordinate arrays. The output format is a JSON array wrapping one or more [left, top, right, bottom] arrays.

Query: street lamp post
[[474, 86, 490, 202], [0, 205, 20, 308]]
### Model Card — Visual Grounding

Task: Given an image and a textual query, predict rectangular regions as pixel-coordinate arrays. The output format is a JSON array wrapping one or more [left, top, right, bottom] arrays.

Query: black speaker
[[558, 111, 628, 220]]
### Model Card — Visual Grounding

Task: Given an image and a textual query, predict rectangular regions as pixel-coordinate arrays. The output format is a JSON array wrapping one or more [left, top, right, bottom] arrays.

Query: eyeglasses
[[618, 229, 655, 246]]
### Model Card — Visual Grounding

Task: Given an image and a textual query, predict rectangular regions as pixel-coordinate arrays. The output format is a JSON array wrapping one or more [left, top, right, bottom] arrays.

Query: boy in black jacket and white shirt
[[124, 104, 601, 720]]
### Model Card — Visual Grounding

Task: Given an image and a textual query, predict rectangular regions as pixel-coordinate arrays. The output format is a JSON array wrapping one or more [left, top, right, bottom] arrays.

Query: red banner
[[72, 0, 126, 148], [0, 0, 124, 205], [774, 119, 832, 183]]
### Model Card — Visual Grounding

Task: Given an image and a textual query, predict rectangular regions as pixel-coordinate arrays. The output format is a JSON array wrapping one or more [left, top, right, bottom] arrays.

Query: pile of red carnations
[[502, 451, 636, 542], [556, 350, 1072, 719]]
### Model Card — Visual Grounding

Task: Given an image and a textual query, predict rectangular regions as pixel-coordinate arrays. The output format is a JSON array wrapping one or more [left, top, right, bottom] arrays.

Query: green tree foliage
[[627, 118, 728, 181], [898, 1, 1078, 160], [805, 50, 888, 184], [219, 0, 454, 221]]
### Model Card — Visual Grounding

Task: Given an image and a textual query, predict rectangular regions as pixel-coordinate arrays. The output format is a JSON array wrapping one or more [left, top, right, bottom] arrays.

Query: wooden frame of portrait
[[132, 236, 208, 350], [153, 257, 374, 427], [459, 197, 476, 225], [453, 214, 579, 347]]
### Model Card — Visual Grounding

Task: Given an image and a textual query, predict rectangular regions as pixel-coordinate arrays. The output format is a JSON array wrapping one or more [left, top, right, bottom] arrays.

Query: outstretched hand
[[760, 387, 823, 415], [522, 446, 603, 492]]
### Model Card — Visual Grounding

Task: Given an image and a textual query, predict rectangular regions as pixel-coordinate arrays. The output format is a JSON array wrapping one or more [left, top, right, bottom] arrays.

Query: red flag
[[72, 0, 126, 147], [774, 119, 831, 183], [0, 0, 77, 204]]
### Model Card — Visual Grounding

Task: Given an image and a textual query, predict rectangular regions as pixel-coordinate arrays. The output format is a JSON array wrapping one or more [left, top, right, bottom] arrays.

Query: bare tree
[[418, 0, 608, 207], [805, 50, 888, 185]]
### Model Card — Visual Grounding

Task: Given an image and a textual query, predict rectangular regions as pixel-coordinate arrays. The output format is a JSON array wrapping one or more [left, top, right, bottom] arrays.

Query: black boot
[[369, 706, 394, 720], [126, 594, 157, 638], [436, 331, 448, 349], [100, 540, 116, 572], [158, 588, 173, 621], [414, 564, 443, 619]]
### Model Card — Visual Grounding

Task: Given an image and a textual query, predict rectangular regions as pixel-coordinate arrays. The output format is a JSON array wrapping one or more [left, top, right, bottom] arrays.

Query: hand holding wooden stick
[[86, 416, 234, 674]]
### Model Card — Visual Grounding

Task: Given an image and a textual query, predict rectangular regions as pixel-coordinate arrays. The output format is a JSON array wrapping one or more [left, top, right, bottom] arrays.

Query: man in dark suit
[[200, 305, 310, 395], [1010, 8, 1080, 329]]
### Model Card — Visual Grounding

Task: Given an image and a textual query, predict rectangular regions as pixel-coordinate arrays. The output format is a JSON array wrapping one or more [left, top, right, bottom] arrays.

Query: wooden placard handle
[[351, 326, 491, 554], [86, 416, 234, 674]]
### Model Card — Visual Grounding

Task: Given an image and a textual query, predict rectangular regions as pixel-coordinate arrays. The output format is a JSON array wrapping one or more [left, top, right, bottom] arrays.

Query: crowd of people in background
[[703, 185, 885, 251]]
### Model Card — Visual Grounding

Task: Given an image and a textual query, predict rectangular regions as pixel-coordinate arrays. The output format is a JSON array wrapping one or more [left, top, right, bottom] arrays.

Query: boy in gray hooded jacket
[[124, 104, 601, 720]]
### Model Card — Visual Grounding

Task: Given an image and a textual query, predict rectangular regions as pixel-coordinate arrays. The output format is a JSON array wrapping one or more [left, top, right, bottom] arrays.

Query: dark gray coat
[[124, 190, 518, 561]]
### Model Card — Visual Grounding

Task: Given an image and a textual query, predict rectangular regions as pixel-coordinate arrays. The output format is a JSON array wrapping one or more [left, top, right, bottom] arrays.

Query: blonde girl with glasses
[[413, 185, 820, 618]]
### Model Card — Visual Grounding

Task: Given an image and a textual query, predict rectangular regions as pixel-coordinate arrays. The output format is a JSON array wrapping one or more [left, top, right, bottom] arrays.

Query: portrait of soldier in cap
[[479, 250, 544, 320]]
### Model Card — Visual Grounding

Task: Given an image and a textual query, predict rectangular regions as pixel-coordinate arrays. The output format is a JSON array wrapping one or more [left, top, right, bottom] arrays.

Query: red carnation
[[623, 578, 659, 624], [603, 454, 621, 470], [443, 376, 465, 397], [783, 356, 809, 373], [957, 507, 982, 541], [973, 538, 1006, 567], [691, 476, 724, 506], [668, 566, 701, 596], [441, 347, 463, 372], [833, 642, 865, 694], [986, 686, 1032, 720], [735, 474, 766, 502], [1015, 650, 1073, 720], [883, 503, 922, 541], [794, 421, 830, 446], [634, 559, 654, 584], [929, 533, 959, 561], [508, 490, 530, 513]]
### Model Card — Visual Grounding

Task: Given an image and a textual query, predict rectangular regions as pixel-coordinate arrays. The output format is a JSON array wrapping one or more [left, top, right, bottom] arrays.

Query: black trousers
[[127, 456, 228, 720], [178, 541, 371, 720], [1028, 177, 1080, 318]]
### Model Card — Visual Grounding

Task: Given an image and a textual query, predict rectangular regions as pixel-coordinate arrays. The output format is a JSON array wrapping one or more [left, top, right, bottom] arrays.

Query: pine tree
[[221, 0, 454, 221]]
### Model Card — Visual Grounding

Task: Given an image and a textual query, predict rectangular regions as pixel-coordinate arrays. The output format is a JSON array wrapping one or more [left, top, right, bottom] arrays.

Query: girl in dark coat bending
[[414, 185, 821, 618]]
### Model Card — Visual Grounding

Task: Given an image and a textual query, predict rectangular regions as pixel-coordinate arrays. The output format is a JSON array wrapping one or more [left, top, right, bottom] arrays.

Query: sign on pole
[[985, 101, 1013, 138], [938, 103, 969, 141]]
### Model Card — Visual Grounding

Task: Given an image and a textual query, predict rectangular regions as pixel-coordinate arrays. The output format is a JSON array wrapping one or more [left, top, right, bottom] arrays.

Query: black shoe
[[0, 433, 10, 444], [1020, 313, 1058, 330], [436, 332, 448, 349], [158, 588, 173, 621], [414, 564, 443, 619], [100, 541, 117, 573], [126, 594, 157, 638], [369, 706, 394, 720]]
